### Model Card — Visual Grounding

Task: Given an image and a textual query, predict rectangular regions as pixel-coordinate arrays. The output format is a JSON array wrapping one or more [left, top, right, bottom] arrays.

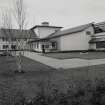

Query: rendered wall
[[34, 27, 61, 38], [59, 26, 94, 51]]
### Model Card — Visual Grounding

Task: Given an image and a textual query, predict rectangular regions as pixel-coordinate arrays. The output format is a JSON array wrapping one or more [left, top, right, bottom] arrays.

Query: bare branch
[[13, 0, 27, 30], [1, 10, 12, 29], [13, 0, 28, 72]]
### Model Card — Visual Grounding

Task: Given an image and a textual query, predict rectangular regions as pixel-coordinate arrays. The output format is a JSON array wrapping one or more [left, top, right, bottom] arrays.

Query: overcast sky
[[0, 0, 105, 29]]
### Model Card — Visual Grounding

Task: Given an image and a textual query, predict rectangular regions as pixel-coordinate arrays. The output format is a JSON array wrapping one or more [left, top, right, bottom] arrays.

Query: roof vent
[[41, 22, 49, 26]]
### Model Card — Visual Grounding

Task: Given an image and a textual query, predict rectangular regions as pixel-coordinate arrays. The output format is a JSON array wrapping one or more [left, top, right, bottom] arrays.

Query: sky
[[0, 0, 105, 29]]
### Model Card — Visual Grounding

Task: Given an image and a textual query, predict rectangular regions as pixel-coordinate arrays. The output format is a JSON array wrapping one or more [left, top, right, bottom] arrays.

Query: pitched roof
[[0, 29, 37, 39], [29, 23, 93, 43], [31, 25, 63, 30], [89, 38, 105, 43], [47, 23, 93, 38], [95, 21, 105, 31]]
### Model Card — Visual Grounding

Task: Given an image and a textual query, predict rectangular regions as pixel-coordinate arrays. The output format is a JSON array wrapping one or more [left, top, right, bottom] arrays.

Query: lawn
[[1, 55, 105, 98], [45, 52, 105, 59]]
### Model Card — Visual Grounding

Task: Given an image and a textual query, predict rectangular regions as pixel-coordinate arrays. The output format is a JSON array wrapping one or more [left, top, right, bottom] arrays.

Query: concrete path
[[24, 51, 105, 69]]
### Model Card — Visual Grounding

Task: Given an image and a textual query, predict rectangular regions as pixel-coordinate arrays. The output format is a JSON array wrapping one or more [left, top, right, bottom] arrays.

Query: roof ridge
[[0, 29, 37, 38], [30, 25, 63, 30], [47, 23, 93, 38]]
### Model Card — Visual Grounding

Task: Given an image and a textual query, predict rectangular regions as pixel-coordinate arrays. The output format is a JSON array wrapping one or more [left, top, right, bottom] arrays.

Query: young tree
[[13, 0, 27, 73], [0, 0, 29, 73]]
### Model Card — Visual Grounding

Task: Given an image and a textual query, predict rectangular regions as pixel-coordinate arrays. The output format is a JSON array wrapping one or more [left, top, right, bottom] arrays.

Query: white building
[[29, 22, 62, 52], [1, 21, 104, 53], [0, 22, 105, 52], [89, 22, 105, 50], [0, 29, 36, 51], [29, 21, 105, 52]]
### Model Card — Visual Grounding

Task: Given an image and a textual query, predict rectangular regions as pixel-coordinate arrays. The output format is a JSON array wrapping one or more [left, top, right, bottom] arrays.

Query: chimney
[[41, 22, 49, 26]]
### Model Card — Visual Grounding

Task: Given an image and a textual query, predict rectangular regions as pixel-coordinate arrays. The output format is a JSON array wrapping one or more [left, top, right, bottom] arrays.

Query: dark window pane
[[12, 38, 16, 41], [2, 38, 8, 41], [86, 31, 91, 35], [3, 45, 9, 49], [52, 42, 57, 49], [45, 45, 49, 48], [11, 45, 16, 50], [96, 42, 105, 48]]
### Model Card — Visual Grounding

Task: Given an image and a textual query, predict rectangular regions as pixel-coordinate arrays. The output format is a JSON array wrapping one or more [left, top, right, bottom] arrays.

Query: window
[[94, 27, 104, 34], [33, 43, 36, 48], [2, 38, 8, 41], [44, 45, 49, 49], [36, 42, 39, 48], [3, 45, 9, 49], [96, 42, 105, 48], [12, 38, 16, 41], [51, 42, 57, 49], [29, 43, 32, 49], [11, 45, 16, 50], [86, 31, 91, 35]]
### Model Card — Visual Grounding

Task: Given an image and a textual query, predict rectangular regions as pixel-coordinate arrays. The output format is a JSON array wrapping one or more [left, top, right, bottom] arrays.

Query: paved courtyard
[[24, 51, 105, 69]]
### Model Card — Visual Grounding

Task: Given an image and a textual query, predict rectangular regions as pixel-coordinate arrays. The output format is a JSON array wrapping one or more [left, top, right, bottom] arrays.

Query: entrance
[[42, 45, 45, 53]]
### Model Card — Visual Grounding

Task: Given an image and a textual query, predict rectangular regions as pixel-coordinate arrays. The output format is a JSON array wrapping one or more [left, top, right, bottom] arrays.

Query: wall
[[89, 43, 96, 50], [59, 26, 94, 51], [34, 27, 61, 38], [0, 39, 12, 50]]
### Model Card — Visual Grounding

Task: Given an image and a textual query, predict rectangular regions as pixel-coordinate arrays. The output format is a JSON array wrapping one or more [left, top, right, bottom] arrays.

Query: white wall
[[89, 43, 96, 50], [34, 27, 61, 38], [59, 26, 94, 51], [60, 31, 89, 51]]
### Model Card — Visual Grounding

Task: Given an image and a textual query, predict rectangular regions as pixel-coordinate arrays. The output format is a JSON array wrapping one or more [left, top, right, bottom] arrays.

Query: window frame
[[3, 45, 9, 49], [51, 42, 57, 49]]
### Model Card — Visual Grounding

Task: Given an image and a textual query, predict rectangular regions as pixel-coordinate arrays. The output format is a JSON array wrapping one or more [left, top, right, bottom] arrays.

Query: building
[[0, 29, 36, 51], [1, 21, 105, 52], [29, 22, 62, 52], [29, 22, 105, 52], [89, 22, 105, 50]]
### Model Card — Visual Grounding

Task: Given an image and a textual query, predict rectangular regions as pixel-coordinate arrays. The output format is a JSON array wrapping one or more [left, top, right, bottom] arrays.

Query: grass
[[1, 55, 105, 98], [44, 52, 105, 59]]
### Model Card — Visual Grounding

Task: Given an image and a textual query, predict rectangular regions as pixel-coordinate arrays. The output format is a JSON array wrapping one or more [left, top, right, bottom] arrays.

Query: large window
[[11, 45, 16, 50], [12, 38, 16, 41], [36, 42, 39, 48], [44, 45, 49, 49], [2, 38, 8, 41], [51, 42, 57, 49], [94, 27, 104, 34], [3, 45, 9, 49], [96, 42, 105, 48]]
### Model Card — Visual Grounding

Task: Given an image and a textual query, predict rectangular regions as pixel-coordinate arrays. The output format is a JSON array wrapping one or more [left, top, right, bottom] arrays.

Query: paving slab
[[24, 51, 105, 69]]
